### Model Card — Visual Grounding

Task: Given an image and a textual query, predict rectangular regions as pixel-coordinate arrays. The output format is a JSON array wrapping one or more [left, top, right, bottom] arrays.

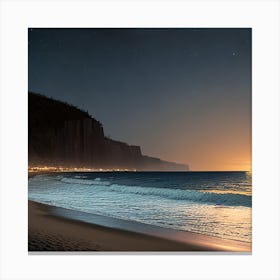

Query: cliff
[[28, 92, 189, 171]]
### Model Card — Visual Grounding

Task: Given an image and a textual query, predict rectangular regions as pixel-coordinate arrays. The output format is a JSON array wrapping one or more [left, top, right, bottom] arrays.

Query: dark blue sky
[[28, 28, 251, 171]]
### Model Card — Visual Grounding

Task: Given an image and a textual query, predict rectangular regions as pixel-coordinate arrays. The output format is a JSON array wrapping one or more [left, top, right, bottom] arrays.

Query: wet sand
[[28, 200, 251, 252]]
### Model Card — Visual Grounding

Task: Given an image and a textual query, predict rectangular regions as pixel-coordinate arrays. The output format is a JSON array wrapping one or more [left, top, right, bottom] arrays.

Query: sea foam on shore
[[28, 200, 251, 252]]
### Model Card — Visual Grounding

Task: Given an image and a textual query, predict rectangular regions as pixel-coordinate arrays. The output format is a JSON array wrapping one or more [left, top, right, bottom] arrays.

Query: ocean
[[28, 171, 252, 243]]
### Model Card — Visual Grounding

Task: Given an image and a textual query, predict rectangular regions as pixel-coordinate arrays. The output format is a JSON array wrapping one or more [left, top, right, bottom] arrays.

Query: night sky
[[28, 28, 251, 171]]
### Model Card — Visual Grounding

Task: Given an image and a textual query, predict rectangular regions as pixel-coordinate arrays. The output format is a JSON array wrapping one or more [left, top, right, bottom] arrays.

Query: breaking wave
[[58, 177, 252, 207], [60, 177, 111, 186]]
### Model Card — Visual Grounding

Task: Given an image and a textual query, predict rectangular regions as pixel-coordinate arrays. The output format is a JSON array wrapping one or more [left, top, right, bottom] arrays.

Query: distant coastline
[[29, 92, 189, 171]]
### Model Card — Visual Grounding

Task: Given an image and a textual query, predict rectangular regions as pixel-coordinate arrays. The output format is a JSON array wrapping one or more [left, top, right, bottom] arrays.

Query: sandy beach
[[28, 200, 251, 252]]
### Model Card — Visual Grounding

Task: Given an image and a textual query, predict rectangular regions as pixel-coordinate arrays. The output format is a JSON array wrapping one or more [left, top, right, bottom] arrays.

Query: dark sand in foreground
[[28, 200, 251, 252]]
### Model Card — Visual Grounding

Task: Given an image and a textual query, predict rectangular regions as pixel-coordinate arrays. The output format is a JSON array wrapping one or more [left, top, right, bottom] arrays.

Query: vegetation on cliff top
[[29, 92, 101, 131]]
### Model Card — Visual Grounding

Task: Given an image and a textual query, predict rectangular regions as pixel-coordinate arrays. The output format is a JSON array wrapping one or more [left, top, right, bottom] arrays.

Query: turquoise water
[[28, 171, 252, 242]]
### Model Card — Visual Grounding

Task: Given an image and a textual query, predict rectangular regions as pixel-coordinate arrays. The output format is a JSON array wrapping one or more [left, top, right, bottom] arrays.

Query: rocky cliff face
[[28, 92, 188, 171]]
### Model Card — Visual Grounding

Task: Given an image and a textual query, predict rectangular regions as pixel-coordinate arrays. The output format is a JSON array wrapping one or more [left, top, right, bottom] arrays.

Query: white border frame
[[0, 0, 279, 279]]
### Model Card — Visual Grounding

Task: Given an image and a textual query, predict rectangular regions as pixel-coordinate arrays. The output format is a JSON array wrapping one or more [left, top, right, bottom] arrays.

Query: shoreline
[[28, 200, 251, 252]]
